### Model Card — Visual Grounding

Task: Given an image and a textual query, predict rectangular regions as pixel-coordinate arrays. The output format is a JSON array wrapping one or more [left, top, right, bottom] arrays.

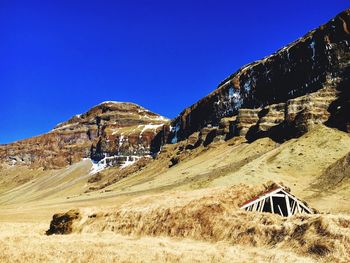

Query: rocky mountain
[[1, 9, 350, 173], [169, 9, 350, 145], [2, 8, 350, 263], [0, 102, 169, 170]]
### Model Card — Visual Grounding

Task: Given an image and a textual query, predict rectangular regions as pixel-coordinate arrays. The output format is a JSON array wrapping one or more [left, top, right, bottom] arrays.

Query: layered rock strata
[[0, 102, 169, 169], [170, 9, 350, 143]]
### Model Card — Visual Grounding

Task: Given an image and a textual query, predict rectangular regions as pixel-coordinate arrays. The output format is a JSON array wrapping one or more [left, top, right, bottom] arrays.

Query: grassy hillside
[[1, 125, 350, 262]]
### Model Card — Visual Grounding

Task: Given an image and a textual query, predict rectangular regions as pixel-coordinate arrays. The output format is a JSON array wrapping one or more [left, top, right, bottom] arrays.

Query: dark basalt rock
[[150, 125, 172, 155], [326, 74, 350, 132], [46, 209, 81, 235], [169, 9, 350, 143], [169, 156, 179, 167]]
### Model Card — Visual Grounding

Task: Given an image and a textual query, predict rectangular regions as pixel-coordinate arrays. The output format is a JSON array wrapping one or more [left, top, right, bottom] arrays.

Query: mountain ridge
[[2, 8, 350, 174], [169, 8, 350, 143], [0, 101, 169, 169]]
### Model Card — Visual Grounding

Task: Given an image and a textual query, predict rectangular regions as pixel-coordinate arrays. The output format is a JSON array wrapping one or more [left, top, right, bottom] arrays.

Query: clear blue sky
[[0, 1, 349, 144]]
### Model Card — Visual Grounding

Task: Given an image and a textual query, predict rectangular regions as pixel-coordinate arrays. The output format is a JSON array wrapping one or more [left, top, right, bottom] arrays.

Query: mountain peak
[[53, 101, 168, 131], [0, 101, 169, 169]]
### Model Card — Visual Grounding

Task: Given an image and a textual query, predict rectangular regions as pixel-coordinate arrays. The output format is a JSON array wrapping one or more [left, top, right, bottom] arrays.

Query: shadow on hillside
[[325, 76, 350, 132]]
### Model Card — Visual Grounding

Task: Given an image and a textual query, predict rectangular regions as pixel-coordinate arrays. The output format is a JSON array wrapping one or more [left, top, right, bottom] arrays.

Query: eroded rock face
[[0, 102, 169, 169], [170, 9, 350, 143], [239, 84, 340, 142]]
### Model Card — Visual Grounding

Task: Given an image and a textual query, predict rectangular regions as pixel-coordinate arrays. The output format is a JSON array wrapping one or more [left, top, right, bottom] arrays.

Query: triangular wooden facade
[[240, 187, 313, 217]]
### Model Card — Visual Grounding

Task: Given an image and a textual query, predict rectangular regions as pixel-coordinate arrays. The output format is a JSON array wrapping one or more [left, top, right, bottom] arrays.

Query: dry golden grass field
[[1, 125, 350, 262]]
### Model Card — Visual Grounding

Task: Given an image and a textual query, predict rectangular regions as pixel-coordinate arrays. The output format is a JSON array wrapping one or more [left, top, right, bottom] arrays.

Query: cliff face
[[0, 102, 169, 169], [170, 9, 350, 143]]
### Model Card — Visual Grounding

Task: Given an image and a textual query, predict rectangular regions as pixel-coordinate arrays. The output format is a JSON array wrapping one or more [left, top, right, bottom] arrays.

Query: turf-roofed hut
[[240, 185, 314, 217]]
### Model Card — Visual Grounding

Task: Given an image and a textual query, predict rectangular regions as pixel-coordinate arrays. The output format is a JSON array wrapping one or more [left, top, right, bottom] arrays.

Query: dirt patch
[[87, 173, 103, 183]]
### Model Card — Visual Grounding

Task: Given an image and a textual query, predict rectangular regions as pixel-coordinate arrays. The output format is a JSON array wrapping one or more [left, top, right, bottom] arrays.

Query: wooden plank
[[285, 195, 292, 216], [296, 201, 301, 213], [240, 188, 283, 209], [259, 198, 266, 212], [252, 203, 257, 211], [271, 193, 285, 198], [270, 196, 274, 213], [254, 201, 260, 212], [277, 205, 284, 216], [298, 202, 312, 214], [281, 190, 312, 214], [291, 200, 297, 214], [287, 194, 303, 214], [254, 202, 259, 211]]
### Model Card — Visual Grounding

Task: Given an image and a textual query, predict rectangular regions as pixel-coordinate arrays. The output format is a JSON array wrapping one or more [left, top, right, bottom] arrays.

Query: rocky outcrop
[[238, 84, 339, 141], [170, 9, 350, 143], [46, 209, 81, 235], [0, 102, 169, 169]]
